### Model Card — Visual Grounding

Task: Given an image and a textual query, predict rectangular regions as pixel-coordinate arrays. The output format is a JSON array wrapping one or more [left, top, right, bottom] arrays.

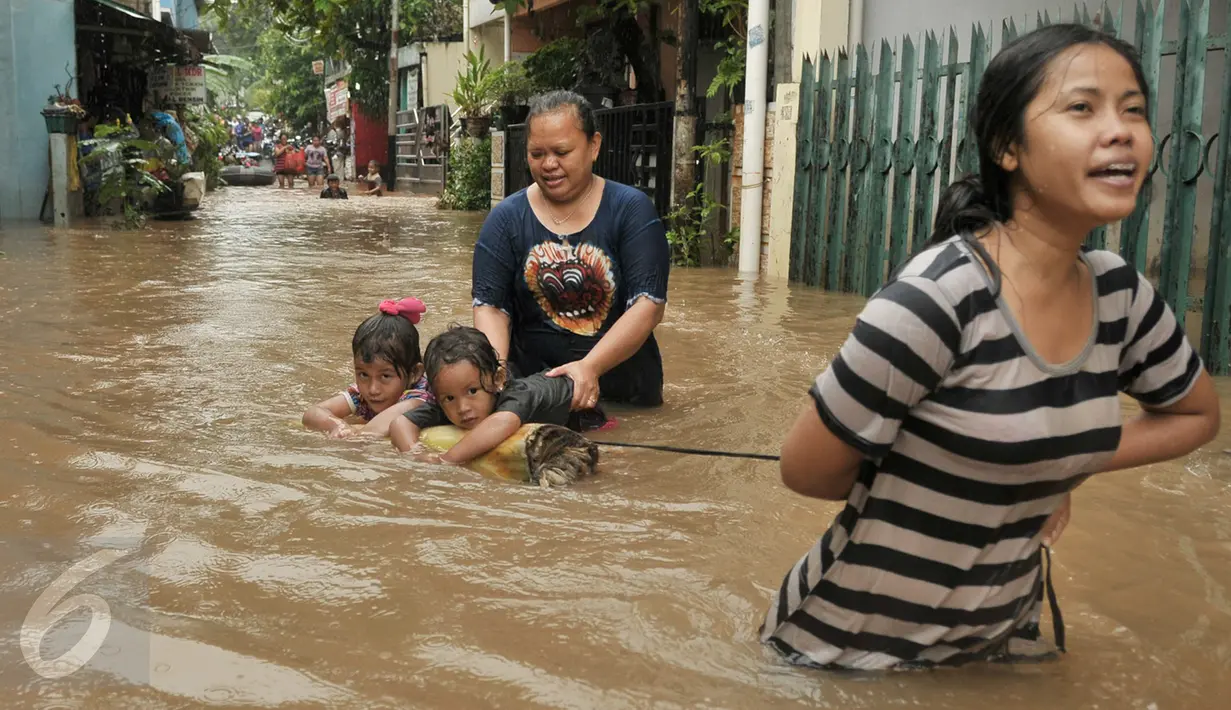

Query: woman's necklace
[[543, 178, 596, 226]]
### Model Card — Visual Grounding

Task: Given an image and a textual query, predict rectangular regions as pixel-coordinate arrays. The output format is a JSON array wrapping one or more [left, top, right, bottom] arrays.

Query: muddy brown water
[[0, 187, 1229, 708]]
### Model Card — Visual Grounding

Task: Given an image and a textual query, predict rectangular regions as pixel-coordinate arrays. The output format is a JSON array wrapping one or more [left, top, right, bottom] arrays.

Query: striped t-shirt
[[761, 236, 1203, 670]]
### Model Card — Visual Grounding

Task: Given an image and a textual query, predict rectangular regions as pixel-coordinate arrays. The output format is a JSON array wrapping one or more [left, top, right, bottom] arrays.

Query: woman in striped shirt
[[762, 24, 1221, 670]]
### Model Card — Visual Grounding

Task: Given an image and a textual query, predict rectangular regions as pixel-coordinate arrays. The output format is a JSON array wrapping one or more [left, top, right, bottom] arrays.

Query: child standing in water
[[303, 298, 433, 439], [389, 326, 577, 463], [359, 160, 385, 196]]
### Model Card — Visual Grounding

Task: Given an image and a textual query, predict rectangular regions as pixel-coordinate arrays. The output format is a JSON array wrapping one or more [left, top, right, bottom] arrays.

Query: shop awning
[[77, 0, 205, 65]]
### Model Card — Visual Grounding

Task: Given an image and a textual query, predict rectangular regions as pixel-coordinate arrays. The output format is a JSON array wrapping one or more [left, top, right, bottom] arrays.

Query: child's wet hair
[[352, 312, 423, 381], [423, 325, 502, 392]]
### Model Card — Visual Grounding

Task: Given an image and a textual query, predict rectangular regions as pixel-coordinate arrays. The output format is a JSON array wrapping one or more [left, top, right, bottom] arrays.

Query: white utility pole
[[737, 0, 770, 274], [503, 11, 512, 62]]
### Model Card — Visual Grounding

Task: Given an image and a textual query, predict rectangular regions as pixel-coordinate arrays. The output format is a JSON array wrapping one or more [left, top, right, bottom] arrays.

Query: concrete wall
[[423, 41, 468, 111], [469, 0, 505, 30], [0, 0, 77, 223], [793, 0, 851, 73], [173, 0, 201, 29]]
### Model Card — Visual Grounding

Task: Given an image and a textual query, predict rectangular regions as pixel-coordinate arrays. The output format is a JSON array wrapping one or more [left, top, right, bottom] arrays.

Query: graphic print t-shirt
[[305, 146, 328, 168], [471, 181, 669, 405]]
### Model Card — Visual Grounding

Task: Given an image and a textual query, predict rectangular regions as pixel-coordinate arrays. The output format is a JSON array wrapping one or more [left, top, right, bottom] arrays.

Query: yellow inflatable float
[[418, 423, 599, 488]]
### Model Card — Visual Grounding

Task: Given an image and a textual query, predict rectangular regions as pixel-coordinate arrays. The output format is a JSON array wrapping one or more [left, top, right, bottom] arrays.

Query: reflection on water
[[0, 187, 1229, 708]]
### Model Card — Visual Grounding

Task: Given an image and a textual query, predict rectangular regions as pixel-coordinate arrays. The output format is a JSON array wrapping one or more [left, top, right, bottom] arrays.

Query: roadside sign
[[148, 65, 207, 105]]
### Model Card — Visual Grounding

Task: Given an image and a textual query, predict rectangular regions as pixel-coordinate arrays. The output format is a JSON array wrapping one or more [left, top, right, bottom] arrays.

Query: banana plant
[[203, 54, 258, 108], [80, 123, 169, 229]]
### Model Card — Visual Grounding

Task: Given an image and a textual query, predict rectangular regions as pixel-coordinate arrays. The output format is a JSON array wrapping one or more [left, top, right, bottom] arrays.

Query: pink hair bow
[[378, 296, 427, 324]]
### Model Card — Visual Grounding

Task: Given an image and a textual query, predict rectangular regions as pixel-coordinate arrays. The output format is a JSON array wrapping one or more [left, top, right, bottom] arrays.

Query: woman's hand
[[546, 359, 601, 411], [1040, 492, 1071, 547]]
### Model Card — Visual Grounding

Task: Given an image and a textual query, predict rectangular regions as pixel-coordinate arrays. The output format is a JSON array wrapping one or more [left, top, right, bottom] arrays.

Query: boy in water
[[320, 174, 348, 199]]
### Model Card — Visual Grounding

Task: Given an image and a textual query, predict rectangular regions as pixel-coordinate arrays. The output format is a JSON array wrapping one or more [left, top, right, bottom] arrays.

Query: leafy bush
[[437, 137, 491, 211], [80, 123, 169, 229], [522, 38, 584, 93], [181, 108, 230, 190]]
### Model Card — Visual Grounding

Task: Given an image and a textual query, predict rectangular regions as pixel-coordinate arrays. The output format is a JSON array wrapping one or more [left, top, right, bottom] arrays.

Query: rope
[[594, 441, 780, 462]]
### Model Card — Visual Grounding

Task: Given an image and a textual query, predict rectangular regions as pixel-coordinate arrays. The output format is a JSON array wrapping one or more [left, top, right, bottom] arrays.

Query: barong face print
[[523, 240, 616, 336]]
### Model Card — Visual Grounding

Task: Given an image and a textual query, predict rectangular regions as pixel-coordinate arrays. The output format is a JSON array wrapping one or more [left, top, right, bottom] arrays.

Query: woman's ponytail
[[926, 174, 1005, 247]]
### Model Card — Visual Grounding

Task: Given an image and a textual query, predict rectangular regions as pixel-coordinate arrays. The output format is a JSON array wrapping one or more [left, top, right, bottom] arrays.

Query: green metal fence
[[788, 0, 1231, 373]]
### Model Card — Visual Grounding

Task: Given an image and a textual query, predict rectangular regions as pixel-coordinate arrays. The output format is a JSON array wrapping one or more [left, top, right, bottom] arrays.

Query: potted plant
[[41, 83, 87, 134], [491, 61, 535, 130], [450, 47, 499, 138]]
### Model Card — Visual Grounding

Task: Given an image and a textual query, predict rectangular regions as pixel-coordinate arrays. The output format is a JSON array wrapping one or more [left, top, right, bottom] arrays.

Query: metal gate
[[395, 104, 451, 194]]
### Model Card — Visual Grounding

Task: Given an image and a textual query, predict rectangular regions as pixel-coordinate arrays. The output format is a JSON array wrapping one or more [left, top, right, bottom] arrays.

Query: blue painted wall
[[0, 0, 77, 223], [174, 0, 200, 29]]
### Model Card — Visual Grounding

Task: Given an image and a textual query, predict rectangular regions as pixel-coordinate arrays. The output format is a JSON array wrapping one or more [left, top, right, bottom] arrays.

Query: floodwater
[[0, 186, 1229, 709]]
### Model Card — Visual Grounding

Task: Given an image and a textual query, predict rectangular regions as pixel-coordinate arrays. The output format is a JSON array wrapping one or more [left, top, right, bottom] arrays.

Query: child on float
[[303, 298, 433, 438], [389, 325, 583, 463]]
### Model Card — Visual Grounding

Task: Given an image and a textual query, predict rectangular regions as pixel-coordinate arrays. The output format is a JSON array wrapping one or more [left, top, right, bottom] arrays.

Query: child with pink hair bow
[[303, 297, 435, 439]]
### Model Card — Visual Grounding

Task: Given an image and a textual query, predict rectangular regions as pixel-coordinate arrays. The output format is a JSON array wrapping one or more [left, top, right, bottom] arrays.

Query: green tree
[[257, 29, 327, 128], [204, 0, 462, 114], [203, 54, 258, 108]]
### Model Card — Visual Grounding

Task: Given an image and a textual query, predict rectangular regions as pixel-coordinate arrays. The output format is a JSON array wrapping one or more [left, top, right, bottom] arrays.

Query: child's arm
[[390, 415, 424, 452], [303, 395, 356, 437], [440, 412, 523, 465], [358, 398, 424, 438]]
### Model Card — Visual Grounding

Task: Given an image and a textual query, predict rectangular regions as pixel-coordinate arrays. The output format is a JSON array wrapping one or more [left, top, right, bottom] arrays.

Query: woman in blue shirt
[[471, 91, 670, 418]]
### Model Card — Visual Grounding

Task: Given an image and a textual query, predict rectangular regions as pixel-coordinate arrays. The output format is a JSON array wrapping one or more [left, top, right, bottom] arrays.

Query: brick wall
[[730, 105, 776, 271]]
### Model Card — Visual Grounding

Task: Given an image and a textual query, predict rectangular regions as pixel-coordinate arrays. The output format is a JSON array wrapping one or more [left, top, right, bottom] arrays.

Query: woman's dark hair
[[352, 313, 422, 381], [422, 325, 503, 392], [929, 23, 1149, 246], [527, 90, 598, 140]]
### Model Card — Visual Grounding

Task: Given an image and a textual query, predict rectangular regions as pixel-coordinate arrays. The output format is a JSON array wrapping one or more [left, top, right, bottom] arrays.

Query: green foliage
[[437, 137, 491, 211], [663, 138, 732, 266], [257, 29, 327, 128], [491, 60, 535, 106], [202, 2, 271, 55], [450, 47, 500, 118], [80, 123, 169, 229], [701, 0, 748, 98], [181, 107, 230, 190], [521, 38, 584, 93], [206, 0, 463, 114], [204, 53, 259, 108], [665, 183, 724, 266]]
